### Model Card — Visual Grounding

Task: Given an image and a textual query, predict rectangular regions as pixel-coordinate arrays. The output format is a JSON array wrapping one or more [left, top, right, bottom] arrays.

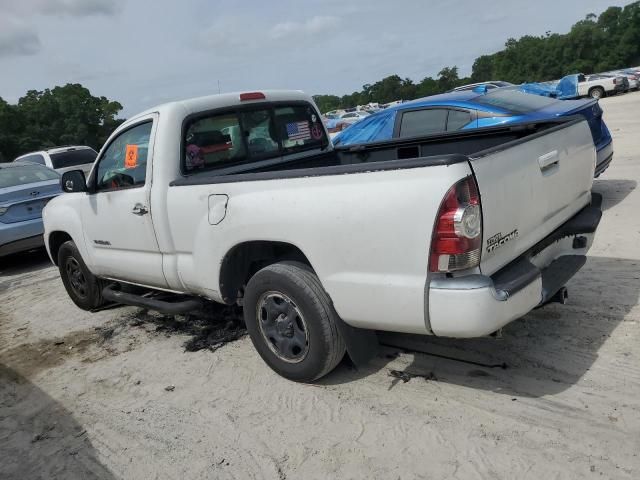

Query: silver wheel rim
[[256, 291, 309, 363]]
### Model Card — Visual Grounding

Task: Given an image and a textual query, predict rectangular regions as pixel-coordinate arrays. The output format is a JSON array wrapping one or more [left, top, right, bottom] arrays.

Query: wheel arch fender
[[43, 198, 91, 266], [218, 240, 315, 304], [220, 241, 379, 367]]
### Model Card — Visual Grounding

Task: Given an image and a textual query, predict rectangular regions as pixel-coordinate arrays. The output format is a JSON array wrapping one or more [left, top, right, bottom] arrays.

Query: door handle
[[132, 204, 148, 216], [538, 150, 559, 171]]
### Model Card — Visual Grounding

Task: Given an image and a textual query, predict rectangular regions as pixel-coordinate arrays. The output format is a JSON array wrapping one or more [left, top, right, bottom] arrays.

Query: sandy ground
[[2, 92, 640, 480]]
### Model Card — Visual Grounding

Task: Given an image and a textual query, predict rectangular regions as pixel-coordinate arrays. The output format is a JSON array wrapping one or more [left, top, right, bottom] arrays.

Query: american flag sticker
[[286, 121, 311, 141]]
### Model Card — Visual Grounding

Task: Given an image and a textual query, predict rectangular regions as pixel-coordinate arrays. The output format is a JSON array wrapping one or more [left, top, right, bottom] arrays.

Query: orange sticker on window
[[125, 144, 139, 169]]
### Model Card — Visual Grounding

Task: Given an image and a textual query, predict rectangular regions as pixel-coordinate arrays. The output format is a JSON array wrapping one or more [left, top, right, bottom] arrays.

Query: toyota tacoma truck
[[43, 90, 602, 382], [577, 73, 627, 99]]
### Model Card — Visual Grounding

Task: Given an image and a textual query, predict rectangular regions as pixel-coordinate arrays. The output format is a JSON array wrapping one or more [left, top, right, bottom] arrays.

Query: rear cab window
[[183, 102, 327, 174]]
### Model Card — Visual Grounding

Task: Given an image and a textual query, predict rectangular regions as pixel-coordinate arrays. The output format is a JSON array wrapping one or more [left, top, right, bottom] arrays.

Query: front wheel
[[589, 87, 605, 99], [58, 240, 107, 310], [243, 262, 346, 382]]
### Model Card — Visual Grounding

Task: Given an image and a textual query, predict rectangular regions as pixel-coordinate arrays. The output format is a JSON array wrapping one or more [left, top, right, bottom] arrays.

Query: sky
[[0, 0, 635, 116]]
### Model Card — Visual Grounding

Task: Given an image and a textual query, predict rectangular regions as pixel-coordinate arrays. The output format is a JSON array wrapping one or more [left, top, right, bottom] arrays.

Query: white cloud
[[41, 0, 123, 16], [199, 19, 250, 50], [270, 16, 341, 39], [0, 18, 41, 57], [0, 0, 123, 17], [480, 12, 508, 24], [0, 0, 121, 57]]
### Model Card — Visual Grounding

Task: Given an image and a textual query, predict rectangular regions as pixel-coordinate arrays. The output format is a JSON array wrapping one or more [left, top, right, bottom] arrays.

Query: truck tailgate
[[470, 119, 596, 276]]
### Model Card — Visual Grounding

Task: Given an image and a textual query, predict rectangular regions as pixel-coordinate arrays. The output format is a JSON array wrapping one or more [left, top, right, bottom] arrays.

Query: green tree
[[437, 67, 460, 91], [0, 83, 124, 162], [471, 2, 640, 82], [0, 98, 24, 162], [312, 95, 341, 113]]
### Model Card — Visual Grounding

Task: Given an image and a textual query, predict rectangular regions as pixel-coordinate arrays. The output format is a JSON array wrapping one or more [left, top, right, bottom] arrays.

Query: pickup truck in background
[[43, 90, 602, 382], [578, 73, 628, 98], [521, 73, 627, 100]]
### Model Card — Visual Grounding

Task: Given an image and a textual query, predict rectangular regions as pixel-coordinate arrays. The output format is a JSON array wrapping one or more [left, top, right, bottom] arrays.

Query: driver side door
[[81, 115, 167, 288]]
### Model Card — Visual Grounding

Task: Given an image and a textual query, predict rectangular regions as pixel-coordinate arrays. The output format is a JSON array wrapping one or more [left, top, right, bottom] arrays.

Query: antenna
[[218, 80, 221, 94]]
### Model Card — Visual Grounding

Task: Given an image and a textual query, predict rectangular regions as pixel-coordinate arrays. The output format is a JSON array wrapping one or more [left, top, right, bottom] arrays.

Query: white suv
[[14, 146, 97, 176]]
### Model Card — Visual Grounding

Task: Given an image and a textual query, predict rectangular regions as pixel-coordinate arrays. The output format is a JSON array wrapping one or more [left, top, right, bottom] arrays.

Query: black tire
[[243, 262, 346, 382], [589, 87, 605, 99], [58, 240, 107, 310]]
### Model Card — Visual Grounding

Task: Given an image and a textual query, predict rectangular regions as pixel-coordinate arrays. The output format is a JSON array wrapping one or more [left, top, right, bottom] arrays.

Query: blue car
[[333, 88, 613, 177], [0, 162, 61, 257]]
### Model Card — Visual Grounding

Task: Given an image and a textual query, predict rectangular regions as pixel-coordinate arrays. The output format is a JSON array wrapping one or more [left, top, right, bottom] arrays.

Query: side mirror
[[61, 170, 87, 193], [472, 85, 489, 94]]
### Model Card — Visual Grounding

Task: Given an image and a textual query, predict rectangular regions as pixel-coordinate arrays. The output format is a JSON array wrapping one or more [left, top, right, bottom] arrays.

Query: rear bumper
[[0, 218, 45, 257], [427, 194, 602, 337], [595, 139, 613, 177]]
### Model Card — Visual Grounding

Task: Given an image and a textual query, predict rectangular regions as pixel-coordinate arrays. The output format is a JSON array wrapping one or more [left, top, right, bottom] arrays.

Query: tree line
[[0, 84, 124, 162], [313, 2, 640, 112], [1, 3, 638, 161]]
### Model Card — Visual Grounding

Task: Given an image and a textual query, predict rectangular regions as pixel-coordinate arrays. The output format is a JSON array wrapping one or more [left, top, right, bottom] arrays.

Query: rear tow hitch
[[549, 286, 568, 305]]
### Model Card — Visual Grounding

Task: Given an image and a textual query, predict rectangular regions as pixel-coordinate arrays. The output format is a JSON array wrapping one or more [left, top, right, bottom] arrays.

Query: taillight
[[429, 176, 482, 273], [613, 78, 618, 85]]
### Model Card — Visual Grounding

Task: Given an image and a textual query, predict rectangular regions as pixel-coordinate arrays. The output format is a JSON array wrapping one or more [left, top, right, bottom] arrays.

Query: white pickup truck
[[43, 90, 602, 381], [577, 73, 626, 98]]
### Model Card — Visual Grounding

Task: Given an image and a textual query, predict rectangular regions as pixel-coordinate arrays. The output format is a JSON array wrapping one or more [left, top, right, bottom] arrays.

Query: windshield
[[473, 88, 559, 114], [50, 149, 97, 169], [0, 164, 59, 188]]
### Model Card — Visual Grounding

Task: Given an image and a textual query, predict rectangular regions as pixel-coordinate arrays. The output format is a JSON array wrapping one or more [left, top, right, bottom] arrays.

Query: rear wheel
[[58, 241, 107, 310], [243, 262, 346, 382], [589, 87, 605, 99]]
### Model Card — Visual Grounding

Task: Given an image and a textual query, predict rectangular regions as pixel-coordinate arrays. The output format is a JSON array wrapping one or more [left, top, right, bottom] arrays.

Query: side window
[[446, 110, 472, 131], [95, 122, 152, 191], [184, 114, 246, 172], [16, 154, 46, 165], [399, 109, 448, 138]]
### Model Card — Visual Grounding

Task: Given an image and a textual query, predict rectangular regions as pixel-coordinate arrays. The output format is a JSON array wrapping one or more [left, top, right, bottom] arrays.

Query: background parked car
[[333, 87, 613, 177], [520, 73, 626, 100], [0, 163, 61, 257], [452, 81, 514, 92], [581, 73, 628, 96], [604, 70, 639, 90], [339, 110, 370, 125], [14, 146, 97, 177]]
